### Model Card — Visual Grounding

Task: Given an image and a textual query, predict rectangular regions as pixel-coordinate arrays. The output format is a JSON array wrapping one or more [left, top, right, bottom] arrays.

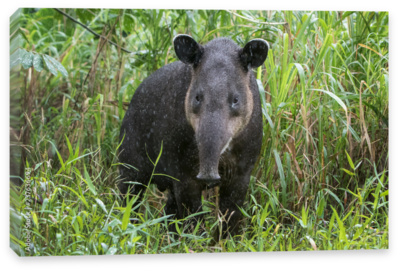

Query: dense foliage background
[[10, 8, 388, 256]]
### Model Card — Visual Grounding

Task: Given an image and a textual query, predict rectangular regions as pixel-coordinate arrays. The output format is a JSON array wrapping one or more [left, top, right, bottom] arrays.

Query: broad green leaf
[[257, 79, 274, 130], [260, 202, 270, 227], [10, 48, 23, 68], [341, 120, 361, 142], [40, 198, 49, 213], [311, 89, 347, 114], [316, 197, 325, 218], [341, 168, 355, 176], [273, 149, 286, 190], [106, 246, 117, 255], [83, 167, 97, 196], [380, 190, 389, 197], [294, 63, 306, 108], [331, 206, 348, 244], [289, 12, 314, 62], [315, 33, 333, 73], [76, 215, 83, 232], [59, 185, 89, 209], [301, 206, 308, 228], [284, 208, 301, 222], [65, 135, 73, 161], [32, 53, 44, 72], [31, 212, 39, 228], [43, 54, 58, 76], [95, 198, 108, 214], [323, 188, 344, 211], [267, 236, 281, 252], [21, 50, 34, 69], [345, 150, 355, 170], [121, 193, 140, 231], [46, 54, 68, 77]]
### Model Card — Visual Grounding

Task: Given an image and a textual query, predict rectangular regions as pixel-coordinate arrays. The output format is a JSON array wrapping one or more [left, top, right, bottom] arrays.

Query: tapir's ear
[[239, 39, 269, 69], [173, 34, 203, 65]]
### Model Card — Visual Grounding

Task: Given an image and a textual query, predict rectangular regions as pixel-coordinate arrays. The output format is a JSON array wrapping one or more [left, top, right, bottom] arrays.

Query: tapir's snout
[[194, 109, 226, 188]]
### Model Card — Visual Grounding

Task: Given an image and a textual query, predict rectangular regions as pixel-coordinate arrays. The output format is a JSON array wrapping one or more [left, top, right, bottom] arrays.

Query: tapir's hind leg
[[118, 165, 150, 208]]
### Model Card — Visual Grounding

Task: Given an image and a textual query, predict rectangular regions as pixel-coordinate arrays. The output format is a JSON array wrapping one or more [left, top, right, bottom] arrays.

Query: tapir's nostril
[[196, 172, 221, 187]]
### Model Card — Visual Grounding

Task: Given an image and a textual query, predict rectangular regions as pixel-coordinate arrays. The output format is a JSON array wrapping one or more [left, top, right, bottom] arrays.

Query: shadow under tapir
[[118, 35, 269, 237]]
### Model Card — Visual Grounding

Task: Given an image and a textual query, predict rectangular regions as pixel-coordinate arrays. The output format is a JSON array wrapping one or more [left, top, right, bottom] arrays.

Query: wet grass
[[10, 9, 388, 256]]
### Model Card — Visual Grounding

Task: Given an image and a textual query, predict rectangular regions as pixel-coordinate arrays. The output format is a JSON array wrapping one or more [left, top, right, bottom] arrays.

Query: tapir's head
[[173, 35, 269, 186]]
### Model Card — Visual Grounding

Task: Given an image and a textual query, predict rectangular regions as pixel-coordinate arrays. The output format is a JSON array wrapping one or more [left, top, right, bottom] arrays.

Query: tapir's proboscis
[[118, 35, 269, 238]]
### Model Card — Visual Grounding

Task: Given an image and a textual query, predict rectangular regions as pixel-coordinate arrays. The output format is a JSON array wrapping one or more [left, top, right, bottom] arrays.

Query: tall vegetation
[[10, 8, 388, 256]]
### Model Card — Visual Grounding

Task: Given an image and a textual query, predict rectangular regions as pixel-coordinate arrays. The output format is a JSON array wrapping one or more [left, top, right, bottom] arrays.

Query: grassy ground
[[10, 9, 388, 256]]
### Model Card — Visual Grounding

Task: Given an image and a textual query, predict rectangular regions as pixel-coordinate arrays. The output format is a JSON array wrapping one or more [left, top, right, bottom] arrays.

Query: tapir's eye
[[192, 94, 202, 113], [230, 96, 240, 116]]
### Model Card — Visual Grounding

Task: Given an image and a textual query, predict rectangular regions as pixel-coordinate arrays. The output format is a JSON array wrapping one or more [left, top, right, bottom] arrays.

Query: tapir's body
[[119, 36, 268, 236]]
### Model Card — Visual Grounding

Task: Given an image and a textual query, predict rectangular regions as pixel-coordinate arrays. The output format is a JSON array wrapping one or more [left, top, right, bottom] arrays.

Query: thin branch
[[226, 10, 288, 26], [54, 8, 133, 54]]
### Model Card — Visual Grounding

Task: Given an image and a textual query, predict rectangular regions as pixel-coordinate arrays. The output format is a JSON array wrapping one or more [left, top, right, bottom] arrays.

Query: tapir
[[118, 35, 269, 236]]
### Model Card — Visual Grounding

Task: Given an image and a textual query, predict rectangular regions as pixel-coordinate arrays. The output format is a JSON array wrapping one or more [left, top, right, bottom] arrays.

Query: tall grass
[[10, 9, 388, 256]]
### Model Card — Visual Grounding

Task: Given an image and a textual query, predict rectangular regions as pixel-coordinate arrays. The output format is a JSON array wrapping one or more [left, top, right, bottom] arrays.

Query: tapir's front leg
[[166, 177, 204, 233], [218, 170, 251, 238]]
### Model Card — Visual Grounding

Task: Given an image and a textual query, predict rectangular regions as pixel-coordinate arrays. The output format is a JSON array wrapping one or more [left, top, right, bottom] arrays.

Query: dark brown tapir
[[118, 35, 269, 237]]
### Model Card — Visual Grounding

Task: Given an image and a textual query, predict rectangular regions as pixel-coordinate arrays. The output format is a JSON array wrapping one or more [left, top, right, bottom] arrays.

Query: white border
[[2, 1, 397, 272]]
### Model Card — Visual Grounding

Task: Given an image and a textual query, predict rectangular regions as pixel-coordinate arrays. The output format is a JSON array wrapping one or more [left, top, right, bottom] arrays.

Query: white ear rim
[[173, 34, 194, 44], [248, 38, 270, 50]]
